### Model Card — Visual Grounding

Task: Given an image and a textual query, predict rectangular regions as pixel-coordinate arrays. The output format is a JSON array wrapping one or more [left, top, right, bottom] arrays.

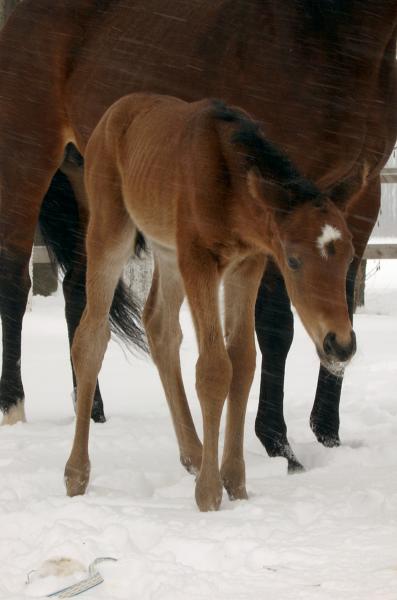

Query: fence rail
[[363, 243, 397, 260], [380, 167, 397, 184]]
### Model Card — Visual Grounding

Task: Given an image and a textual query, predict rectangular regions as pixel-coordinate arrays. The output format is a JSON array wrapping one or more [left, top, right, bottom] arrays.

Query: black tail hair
[[212, 100, 323, 207], [38, 167, 147, 353]]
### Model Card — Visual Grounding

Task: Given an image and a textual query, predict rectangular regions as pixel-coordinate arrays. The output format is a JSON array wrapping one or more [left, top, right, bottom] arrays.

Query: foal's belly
[[123, 186, 179, 250]]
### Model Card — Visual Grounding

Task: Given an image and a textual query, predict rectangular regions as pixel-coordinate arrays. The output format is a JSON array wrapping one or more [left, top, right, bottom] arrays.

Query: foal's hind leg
[[143, 249, 202, 475], [0, 142, 65, 425], [220, 255, 265, 500], [65, 206, 135, 496]]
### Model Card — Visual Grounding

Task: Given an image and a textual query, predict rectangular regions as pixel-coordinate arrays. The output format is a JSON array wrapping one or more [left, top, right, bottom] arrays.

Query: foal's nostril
[[350, 330, 357, 356], [323, 330, 356, 362], [323, 332, 337, 356]]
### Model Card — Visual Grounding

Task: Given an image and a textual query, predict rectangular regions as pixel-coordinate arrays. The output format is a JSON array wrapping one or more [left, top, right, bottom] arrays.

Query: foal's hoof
[[221, 459, 248, 501], [223, 481, 248, 501], [64, 461, 90, 497], [180, 452, 202, 476], [195, 475, 223, 512]]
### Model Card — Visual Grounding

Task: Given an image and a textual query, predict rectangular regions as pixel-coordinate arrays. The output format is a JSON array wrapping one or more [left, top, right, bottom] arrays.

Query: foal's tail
[[38, 146, 147, 353]]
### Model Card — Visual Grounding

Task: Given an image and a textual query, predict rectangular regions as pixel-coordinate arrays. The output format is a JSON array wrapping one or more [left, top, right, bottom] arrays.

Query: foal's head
[[267, 197, 355, 374], [216, 105, 356, 373]]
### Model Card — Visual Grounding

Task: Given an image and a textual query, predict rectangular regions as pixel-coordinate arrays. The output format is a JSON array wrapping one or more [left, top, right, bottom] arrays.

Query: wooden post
[[354, 259, 367, 311], [32, 230, 58, 297]]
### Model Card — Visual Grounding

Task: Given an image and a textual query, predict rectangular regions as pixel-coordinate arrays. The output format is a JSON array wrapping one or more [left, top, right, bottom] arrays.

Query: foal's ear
[[247, 168, 291, 216]]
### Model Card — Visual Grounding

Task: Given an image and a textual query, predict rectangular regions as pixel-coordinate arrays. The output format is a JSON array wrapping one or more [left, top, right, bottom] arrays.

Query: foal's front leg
[[221, 255, 265, 500], [180, 246, 232, 511]]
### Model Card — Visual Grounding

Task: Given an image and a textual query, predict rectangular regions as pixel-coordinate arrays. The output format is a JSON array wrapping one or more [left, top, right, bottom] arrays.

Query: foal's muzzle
[[322, 330, 356, 364]]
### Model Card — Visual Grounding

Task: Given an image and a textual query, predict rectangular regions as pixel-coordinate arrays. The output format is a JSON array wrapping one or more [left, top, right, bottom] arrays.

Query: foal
[[65, 94, 356, 511]]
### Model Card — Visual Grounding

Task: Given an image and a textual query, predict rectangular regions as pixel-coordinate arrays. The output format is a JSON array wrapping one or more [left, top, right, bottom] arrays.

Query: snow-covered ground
[[1, 260, 397, 600]]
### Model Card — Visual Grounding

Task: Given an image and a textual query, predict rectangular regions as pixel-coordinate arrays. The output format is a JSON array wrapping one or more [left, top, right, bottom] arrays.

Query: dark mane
[[212, 101, 323, 207]]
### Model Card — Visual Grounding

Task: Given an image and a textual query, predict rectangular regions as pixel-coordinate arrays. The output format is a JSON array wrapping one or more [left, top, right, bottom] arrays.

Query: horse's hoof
[[1, 399, 26, 425], [91, 410, 106, 424], [287, 458, 305, 474], [180, 452, 202, 475], [310, 418, 340, 447], [72, 389, 106, 423], [257, 431, 304, 471], [195, 475, 223, 511], [315, 432, 340, 448], [221, 458, 248, 500], [64, 461, 90, 497], [223, 482, 248, 501]]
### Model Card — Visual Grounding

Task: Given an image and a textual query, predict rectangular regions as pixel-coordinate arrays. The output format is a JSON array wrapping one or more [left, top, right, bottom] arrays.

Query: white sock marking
[[1, 398, 26, 425]]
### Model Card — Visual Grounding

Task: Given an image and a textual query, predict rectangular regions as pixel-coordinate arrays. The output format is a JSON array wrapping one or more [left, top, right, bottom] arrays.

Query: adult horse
[[0, 1, 396, 470]]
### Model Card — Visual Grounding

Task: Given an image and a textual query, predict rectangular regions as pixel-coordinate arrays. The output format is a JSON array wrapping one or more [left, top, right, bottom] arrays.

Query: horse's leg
[[57, 151, 105, 422], [254, 260, 303, 471], [143, 250, 202, 474], [63, 258, 106, 423], [180, 246, 232, 511], [0, 250, 30, 425], [64, 203, 134, 496], [310, 179, 381, 446], [220, 255, 265, 500], [0, 146, 64, 425]]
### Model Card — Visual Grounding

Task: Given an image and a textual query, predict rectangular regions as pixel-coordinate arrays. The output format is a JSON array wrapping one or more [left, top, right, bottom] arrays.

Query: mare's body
[[0, 1, 396, 467]]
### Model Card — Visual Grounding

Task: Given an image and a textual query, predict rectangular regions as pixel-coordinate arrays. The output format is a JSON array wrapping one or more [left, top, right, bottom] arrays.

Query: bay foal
[[65, 94, 356, 511]]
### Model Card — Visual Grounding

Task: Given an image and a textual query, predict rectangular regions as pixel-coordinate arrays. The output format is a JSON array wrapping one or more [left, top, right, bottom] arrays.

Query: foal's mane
[[212, 101, 324, 208]]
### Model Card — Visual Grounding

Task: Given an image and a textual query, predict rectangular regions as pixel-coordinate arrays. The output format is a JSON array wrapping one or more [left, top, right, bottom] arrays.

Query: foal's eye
[[287, 256, 301, 271]]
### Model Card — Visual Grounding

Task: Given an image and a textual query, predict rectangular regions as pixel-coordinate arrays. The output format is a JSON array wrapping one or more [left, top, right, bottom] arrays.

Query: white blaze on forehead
[[316, 224, 342, 258]]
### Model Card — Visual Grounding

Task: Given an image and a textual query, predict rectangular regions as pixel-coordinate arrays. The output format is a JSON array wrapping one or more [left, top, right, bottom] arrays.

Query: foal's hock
[[65, 94, 355, 511]]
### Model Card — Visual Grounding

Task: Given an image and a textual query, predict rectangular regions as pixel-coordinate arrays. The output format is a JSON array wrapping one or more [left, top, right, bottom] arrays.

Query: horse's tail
[[38, 152, 147, 354]]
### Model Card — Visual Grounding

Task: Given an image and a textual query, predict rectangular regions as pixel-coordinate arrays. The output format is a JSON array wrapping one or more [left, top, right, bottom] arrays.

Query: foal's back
[[86, 93, 233, 249]]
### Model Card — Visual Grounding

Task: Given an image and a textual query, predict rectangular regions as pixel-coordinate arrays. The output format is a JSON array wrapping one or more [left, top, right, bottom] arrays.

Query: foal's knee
[[227, 340, 256, 385], [196, 350, 232, 407]]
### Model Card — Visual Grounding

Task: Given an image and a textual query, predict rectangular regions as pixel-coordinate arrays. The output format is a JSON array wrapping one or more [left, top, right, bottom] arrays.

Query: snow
[[1, 260, 397, 599]]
